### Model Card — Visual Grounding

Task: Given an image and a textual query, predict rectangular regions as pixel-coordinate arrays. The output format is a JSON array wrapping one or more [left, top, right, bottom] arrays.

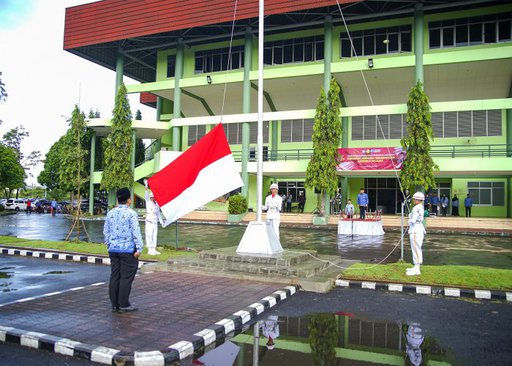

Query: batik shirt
[[104, 205, 144, 253]]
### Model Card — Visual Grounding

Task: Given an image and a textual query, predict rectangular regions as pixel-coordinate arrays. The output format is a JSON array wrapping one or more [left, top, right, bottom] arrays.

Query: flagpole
[[235, 0, 282, 256], [256, 0, 264, 223]]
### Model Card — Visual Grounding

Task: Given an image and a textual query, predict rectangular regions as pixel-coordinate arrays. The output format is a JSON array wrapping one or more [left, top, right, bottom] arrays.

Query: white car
[[5, 199, 28, 211]]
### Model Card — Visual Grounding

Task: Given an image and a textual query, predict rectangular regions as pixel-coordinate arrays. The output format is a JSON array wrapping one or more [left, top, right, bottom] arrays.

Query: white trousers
[[409, 231, 424, 265], [267, 218, 280, 239], [145, 220, 158, 249]]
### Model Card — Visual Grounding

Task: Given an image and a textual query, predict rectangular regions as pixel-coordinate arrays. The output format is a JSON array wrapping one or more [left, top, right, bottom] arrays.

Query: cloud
[[0, 0, 154, 186]]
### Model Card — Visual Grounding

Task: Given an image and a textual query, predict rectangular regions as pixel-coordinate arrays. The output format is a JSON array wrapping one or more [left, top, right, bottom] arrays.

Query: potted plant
[[227, 194, 248, 223]]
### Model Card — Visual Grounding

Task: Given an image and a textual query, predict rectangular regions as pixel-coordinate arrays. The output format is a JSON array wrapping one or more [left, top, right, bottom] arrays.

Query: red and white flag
[[148, 123, 243, 226]]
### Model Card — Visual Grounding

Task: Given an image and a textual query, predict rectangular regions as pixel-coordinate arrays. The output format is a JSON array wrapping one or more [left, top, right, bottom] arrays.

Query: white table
[[337, 219, 385, 236]]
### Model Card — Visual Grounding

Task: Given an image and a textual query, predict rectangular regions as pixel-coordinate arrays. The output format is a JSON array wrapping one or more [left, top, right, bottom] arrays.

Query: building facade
[[64, 0, 512, 218]]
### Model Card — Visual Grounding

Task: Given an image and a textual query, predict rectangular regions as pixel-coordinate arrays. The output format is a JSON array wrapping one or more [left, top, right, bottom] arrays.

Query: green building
[[64, 0, 512, 218]]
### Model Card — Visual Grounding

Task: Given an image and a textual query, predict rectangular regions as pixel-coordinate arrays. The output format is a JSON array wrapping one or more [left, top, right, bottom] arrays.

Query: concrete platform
[[142, 246, 359, 293]]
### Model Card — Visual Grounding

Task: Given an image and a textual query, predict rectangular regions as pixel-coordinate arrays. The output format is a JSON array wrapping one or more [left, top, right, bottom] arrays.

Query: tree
[[400, 81, 438, 193], [134, 109, 145, 165], [2, 125, 42, 177], [0, 144, 25, 198], [88, 109, 100, 119], [60, 105, 89, 195], [101, 83, 133, 195], [308, 313, 338, 366], [305, 78, 343, 216], [0, 71, 7, 126], [38, 135, 67, 190]]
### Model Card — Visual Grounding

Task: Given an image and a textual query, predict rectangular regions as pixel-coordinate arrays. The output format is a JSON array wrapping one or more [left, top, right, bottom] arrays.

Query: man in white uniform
[[407, 192, 426, 276], [260, 315, 280, 350], [144, 180, 163, 255], [263, 183, 282, 239]]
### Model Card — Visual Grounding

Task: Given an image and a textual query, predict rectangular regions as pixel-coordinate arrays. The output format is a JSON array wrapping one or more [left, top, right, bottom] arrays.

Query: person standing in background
[[286, 191, 293, 213], [357, 188, 368, 220], [297, 191, 306, 213], [451, 194, 459, 216], [440, 194, 449, 217], [464, 194, 473, 217]]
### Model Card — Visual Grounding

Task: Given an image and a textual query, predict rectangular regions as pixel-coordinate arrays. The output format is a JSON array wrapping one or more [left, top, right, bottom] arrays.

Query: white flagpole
[[235, 0, 282, 256], [256, 0, 264, 223]]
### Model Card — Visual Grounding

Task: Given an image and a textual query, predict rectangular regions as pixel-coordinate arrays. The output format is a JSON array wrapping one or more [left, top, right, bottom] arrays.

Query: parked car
[[5, 199, 28, 211]]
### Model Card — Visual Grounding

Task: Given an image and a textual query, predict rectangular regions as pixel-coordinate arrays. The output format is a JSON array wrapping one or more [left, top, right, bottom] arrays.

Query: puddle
[[193, 313, 453, 366], [43, 271, 73, 275]]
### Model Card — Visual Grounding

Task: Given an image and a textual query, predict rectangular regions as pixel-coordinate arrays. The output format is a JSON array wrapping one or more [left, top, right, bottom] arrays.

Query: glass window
[[194, 46, 244, 74], [429, 13, 511, 49], [401, 31, 411, 52], [363, 35, 375, 55], [443, 27, 455, 47], [430, 28, 441, 48], [456, 24, 469, 46], [167, 55, 176, 78], [484, 22, 496, 43], [498, 20, 511, 41], [469, 23, 483, 44], [467, 181, 505, 206]]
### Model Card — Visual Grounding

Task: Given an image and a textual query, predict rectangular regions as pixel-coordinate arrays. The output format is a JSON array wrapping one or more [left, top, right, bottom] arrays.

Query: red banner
[[337, 147, 405, 171]]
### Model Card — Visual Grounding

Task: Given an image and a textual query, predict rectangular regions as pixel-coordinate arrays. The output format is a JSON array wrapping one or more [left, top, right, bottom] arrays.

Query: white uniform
[[408, 203, 426, 266], [145, 189, 162, 252], [263, 194, 282, 239], [406, 323, 424, 366], [261, 315, 280, 340]]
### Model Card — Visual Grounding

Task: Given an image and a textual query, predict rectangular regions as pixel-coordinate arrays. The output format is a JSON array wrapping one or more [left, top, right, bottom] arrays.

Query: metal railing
[[230, 144, 511, 162]]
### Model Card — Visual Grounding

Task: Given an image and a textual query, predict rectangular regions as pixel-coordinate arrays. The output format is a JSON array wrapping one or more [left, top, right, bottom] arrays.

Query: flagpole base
[[236, 221, 283, 256]]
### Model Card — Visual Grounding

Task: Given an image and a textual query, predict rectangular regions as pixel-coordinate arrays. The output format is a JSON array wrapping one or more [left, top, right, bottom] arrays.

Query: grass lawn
[[341, 262, 512, 291], [0, 236, 194, 261]]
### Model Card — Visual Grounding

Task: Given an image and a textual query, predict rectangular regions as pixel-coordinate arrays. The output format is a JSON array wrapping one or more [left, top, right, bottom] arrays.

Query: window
[[340, 25, 412, 58], [195, 46, 244, 74], [429, 13, 512, 49], [281, 119, 314, 142], [277, 181, 305, 202], [167, 55, 176, 77], [352, 114, 407, 140], [467, 181, 505, 206], [430, 110, 502, 138], [264, 36, 324, 66], [224, 122, 269, 145], [187, 125, 206, 146]]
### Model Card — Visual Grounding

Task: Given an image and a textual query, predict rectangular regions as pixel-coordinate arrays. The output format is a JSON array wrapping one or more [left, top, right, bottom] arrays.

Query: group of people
[[424, 193, 473, 217]]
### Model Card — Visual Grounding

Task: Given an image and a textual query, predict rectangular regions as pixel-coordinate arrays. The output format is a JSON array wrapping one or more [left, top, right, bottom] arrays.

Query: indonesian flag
[[148, 123, 243, 226]]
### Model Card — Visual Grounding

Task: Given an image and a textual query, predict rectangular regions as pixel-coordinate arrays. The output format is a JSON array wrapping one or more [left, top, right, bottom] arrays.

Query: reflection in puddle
[[43, 271, 73, 275], [193, 314, 451, 366]]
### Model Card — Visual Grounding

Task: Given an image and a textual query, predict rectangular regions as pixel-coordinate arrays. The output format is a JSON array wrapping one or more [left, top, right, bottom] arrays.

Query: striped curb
[[0, 246, 150, 268], [0, 285, 298, 365], [335, 279, 510, 301]]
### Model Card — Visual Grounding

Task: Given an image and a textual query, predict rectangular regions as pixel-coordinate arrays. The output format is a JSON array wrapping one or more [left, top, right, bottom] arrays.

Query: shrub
[[228, 194, 248, 215]]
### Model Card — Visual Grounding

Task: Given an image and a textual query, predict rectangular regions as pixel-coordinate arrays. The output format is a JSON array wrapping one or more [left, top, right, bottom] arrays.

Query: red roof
[[64, 0, 357, 49]]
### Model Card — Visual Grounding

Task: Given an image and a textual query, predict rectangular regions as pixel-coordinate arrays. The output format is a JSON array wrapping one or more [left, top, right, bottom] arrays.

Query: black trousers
[[109, 252, 139, 308], [465, 207, 471, 217]]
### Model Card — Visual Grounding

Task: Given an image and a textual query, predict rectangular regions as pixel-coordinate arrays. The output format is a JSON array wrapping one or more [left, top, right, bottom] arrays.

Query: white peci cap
[[412, 192, 425, 201], [270, 183, 278, 190]]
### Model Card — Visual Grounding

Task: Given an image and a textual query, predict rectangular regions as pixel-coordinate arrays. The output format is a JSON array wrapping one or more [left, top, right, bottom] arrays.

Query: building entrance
[[365, 178, 403, 215]]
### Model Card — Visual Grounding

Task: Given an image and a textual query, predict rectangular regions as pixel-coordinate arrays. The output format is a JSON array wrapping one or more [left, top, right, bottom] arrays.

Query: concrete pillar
[[155, 96, 163, 153], [115, 50, 124, 95], [130, 130, 136, 208], [88, 132, 96, 215], [241, 28, 252, 197], [414, 3, 424, 84], [172, 40, 184, 151]]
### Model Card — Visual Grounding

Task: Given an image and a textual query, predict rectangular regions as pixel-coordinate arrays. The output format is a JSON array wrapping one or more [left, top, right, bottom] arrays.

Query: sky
[[0, 0, 154, 186]]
